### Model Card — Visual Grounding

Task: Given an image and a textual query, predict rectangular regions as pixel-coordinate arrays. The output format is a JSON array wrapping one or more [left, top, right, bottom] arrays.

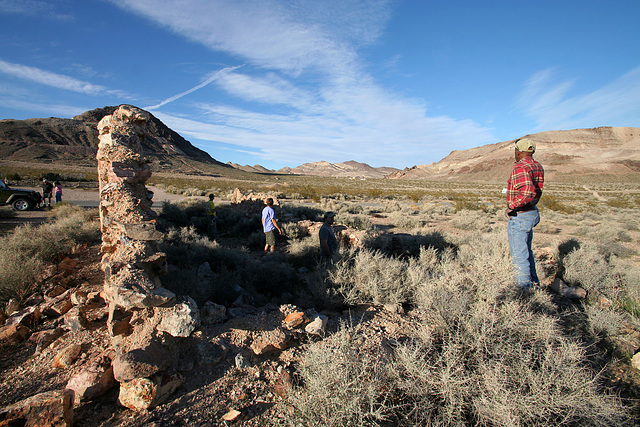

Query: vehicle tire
[[12, 198, 32, 211]]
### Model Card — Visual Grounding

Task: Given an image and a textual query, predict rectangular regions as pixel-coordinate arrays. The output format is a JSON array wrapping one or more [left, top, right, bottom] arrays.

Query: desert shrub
[[561, 243, 625, 298], [161, 225, 301, 305], [385, 211, 423, 229], [288, 231, 629, 426], [339, 213, 372, 231], [451, 195, 485, 212], [0, 206, 99, 303], [538, 193, 579, 214], [331, 249, 412, 306], [0, 206, 16, 219], [281, 222, 308, 241], [281, 204, 323, 221], [450, 209, 493, 232], [584, 304, 625, 340], [3, 172, 21, 181], [284, 326, 394, 426]]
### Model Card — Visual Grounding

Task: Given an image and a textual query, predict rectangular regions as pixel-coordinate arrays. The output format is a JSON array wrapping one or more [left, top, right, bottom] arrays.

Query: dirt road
[[0, 186, 195, 235]]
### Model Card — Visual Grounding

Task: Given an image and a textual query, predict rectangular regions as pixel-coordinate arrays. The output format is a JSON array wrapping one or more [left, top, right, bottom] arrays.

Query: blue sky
[[1, 0, 638, 170]]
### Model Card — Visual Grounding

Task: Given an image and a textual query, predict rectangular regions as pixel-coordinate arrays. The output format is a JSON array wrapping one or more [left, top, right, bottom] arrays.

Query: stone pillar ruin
[[96, 105, 175, 337], [96, 105, 200, 410]]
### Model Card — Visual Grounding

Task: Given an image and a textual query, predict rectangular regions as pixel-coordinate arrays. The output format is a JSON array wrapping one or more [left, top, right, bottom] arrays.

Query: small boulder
[[66, 351, 115, 403], [156, 296, 200, 338], [250, 328, 291, 355], [305, 315, 328, 336], [0, 389, 73, 427], [52, 344, 83, 369], [112, 344, 173, 382], [118, 371, 183, 411]]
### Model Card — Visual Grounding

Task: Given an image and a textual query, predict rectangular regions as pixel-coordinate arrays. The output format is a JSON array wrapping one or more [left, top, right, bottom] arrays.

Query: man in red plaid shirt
[[506, 137, 544, 290]]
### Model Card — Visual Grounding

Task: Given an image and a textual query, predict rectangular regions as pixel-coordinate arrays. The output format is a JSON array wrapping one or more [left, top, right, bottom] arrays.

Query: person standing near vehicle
[[505, 138, 544, 291], [206, 193, 217, 236], [261, 198, 281, 253], [54, 181, 62, 204], [42, 178, 53, 207]]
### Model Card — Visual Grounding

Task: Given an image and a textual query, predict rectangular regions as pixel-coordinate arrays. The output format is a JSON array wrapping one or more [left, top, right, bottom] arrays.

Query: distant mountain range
[[0, 105, 637, 181], [386, 127, 640, 181]]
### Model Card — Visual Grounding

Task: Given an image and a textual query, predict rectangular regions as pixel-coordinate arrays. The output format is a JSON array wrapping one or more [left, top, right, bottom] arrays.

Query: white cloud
[[0, 0, 73, 21], [0, 59, 129, 97], [518, 66, 640, 130], [112, 0, 495, 167], [0, 96, 86, 118]]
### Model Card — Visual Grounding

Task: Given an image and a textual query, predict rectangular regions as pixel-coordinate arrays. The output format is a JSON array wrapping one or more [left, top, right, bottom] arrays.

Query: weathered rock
[[0, 389, 73, 427], [197, 337, 229, 366], [0, 323, 31, 344], [46, 284, 68, 299], [631, 351, 640, 371], [156, 296, 200, 338], [5, 299, 19, 316], [63, 306, 88, 331], [70, 291, 88, 306], [5, 306, 41, 328], [250, 328, 292, 355], [283, 311, 307, 329], [58, 257, 79, 274], [66, 351, 115, 403], [24, 293, 45, 307], [45, 298, 73, 318], [383, 303, 404, 314], [123, 221, 164, 241], [33, 327, 66, 354], [305, 315, 328, 336], [41, 290, 71, 317], [273, 368, 293, 399], [52, 343, 83, 369], [221, 408, 242, 422], [201, 301, 226, 325], [107, 308, 132, 336], [235, 353, 250, 370], [112, 344, 173, 382], [118, 371, 183, 411]]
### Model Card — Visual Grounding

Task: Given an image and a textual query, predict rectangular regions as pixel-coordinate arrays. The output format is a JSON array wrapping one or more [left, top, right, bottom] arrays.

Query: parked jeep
[[0, 178, 42, 211]]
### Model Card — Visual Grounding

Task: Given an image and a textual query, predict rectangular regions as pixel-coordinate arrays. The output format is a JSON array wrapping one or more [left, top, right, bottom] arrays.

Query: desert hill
[[0, 106, 235, 175], [387, 127, 640, 181], [275, 160, 399, 179], [226, 162, 274, 174]]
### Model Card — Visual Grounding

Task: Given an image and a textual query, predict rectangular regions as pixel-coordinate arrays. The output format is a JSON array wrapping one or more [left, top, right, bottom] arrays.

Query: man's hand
[[505, 208, 515, 218]]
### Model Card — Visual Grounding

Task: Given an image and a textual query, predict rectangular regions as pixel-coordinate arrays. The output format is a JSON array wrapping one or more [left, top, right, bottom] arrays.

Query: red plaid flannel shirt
[[507, 157, 544, 210]]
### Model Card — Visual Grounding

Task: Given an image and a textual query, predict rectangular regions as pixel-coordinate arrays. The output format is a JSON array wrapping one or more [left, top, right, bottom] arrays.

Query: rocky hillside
[[276, 160, 399, 179], [0, 106, 229, 172], [386, 127, 640, 181]]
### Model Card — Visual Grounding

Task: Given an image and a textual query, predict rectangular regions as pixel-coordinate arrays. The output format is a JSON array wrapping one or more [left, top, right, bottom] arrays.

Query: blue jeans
[[508, 208, 540, 289]]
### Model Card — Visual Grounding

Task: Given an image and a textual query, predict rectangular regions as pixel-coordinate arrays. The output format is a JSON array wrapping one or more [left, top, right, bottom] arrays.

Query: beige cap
[[515, 138, 536, 153]]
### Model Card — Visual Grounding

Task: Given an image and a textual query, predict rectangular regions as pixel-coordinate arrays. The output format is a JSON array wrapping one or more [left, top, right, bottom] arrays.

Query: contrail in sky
[[145, 65, 243, 110]]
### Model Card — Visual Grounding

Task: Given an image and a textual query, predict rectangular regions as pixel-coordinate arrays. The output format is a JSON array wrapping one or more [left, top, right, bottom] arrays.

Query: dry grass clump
[[0, 205, 99, 303], [450, 209, 495, 232]]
